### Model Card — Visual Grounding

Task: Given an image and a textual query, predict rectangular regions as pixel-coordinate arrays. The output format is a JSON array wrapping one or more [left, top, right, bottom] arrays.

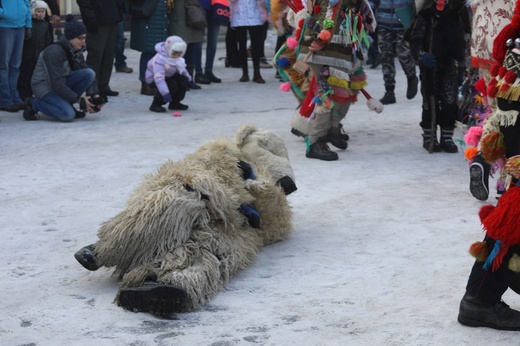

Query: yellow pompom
[[505, 155, 520, 179], [464, 147, 479, 161], [508, 253, 520, 272]]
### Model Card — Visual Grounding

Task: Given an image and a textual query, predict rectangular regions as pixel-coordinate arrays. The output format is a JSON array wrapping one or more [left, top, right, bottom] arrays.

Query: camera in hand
[[79, 95, 107, 113]]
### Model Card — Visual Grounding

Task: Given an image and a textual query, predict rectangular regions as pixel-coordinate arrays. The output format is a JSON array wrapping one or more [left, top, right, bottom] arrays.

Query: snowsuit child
[[408, 0, 470, 153], [17, 1, 53, 101], [145, 36, 192, 113]]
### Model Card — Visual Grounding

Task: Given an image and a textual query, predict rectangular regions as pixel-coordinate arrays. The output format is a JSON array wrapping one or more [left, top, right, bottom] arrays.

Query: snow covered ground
[[2, 33, 519, 345]]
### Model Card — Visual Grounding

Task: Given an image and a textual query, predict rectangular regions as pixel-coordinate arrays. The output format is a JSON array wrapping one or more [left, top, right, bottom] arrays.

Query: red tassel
[[474, 78, 487, 96], [505, 70, 517, 84], [313, 5, 321, 14], [490, 64, 500, 77], [483, 186, 520, 245], [479, 205, 495, 222], [493, 24, 518, 65], [298, 18, 305, 29], [488, 77, 498, 87], [500, 83, 510, 92], [499, 66, 507, 78], [299, 77, 317, 117], [488, 84, 498, 98]]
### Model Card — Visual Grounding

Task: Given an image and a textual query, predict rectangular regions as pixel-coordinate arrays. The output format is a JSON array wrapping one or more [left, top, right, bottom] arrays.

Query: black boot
[[458, 293, 520, 331], [140, 82, 157, 96], [338, 123, 349, 141], [205, 71, 221, 83], [406, 75, 419, 100], [469, 153, 490, 201], [440, 128, 458, 153], [187, 65, 201, 90], [74, 244, 99, 271], [253, 67, 265, 84], [118, 281, 189, 316], [195, 73, 211, 84], [306, 141, 338, 161], [422, 128, 441, 152], [327, 126, 348, 150], [240, 65, 249, 82], [379, 86, 396, 105]]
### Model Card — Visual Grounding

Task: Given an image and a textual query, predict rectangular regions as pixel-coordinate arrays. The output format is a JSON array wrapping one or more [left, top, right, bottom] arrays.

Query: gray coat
[[168, 0, 204, 44], [130, 0, 169, 53], [31, 36, 98, 102]]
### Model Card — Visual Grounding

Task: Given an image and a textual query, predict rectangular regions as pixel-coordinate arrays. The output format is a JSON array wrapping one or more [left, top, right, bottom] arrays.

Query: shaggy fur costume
[[74, 124, 296, 314]]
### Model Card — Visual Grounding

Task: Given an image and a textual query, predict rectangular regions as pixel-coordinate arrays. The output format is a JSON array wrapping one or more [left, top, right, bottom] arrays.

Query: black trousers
[[235, 24, 264, 71], [153, 74, 188, 105], [465, 237, 520, 304]]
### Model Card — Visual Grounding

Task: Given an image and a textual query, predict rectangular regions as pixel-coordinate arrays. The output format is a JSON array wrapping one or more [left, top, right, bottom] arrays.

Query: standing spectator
[[169, 0, 206, 90], [224, 23, 241, 68], [77, 0, 123, 97], [24, 14, 105, 122], [229, 0, 268, 83], [44, 0, 61, 39], [18, 1, 53, 102], [146, 36, 191, 112], [114, 17, 133, 73], [0, 0, 31, 113], [408, 0, 470, 153], [129, 0, 169, 96], [373, 0, 418, 105], [194, 0, 223, 84]]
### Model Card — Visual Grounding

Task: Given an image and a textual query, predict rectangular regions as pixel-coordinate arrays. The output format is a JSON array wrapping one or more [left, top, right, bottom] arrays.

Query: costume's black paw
[[74, 244, 99, 271], [277, 176, 297, 195], [118, 282, 189, 317], [239, 204, 261, 228]]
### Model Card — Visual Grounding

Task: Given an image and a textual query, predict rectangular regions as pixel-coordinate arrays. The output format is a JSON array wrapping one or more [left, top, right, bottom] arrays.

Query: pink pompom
[[464, 126, 483, 146], [367, 98, 383, 113], [280, 82, 292, 92], [286, 36, 298, 50], [172, 112, 182, 117]]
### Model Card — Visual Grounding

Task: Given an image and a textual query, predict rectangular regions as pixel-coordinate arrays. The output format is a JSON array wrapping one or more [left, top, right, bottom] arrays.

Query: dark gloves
[[24, 27, 31, 40], [162, 93, 172, 103], [419, 52, 436, 69]]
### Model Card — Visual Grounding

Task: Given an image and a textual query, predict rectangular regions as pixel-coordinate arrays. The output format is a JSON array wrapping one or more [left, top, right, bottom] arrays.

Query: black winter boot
[[458, 293, 520, 331], [118, 281, 189, 316], [240, 65, 250, 82], [406, 75, 419, 99], [253, 67, 265, 84], [306, 141, 338, 161], [469, 154, 490, 201], [326, 126, 348, 150], [422, 128, 441, 152], [440, 128, 458, 153], [379, 86, 396, 105]]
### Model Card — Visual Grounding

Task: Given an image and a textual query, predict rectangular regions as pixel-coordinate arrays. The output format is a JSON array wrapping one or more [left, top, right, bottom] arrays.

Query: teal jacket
[[0, 0, 32, 28]]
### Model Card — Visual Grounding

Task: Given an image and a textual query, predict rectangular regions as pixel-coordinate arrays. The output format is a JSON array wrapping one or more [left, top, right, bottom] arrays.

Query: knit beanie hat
[[64, 14, 87, 40], [164, 36, 187, 56], [32, 0, 49, 16]]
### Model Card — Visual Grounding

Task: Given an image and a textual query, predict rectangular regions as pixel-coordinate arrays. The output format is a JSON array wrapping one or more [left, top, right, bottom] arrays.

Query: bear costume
[[74, 124, 297, 316]]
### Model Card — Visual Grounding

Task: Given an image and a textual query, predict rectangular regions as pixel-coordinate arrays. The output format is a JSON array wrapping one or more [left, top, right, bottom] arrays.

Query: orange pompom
[[505, 155, 520, 179], [318, 30, 331, 41], [480, 131, 506, 162], [464, 147, 479, 161], [469, 241, 489, 262]]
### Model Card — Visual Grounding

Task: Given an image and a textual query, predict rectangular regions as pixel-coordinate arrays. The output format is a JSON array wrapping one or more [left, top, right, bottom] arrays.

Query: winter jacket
[[168, 0, 204, 44], [130, 0, 169, 53], [229, 0, 267, 27], [372, 0, 414, 31], [145, 42, 192, 96], [76, 0, 123, 33], [23, 18, 53, 61], [31, 36, 99, 102], [0, 0, 32, 28], [408, 3, 469, 67]]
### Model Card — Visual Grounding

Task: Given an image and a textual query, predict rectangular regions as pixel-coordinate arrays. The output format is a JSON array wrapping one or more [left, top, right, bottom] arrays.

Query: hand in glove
[[25, 27, 32, 40], [419, 52, 436, 69], [162, 93, 172, 103]]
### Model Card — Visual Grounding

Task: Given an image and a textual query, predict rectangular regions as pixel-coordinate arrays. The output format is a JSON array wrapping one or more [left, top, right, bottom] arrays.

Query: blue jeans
[[114, 20, 127, 69], [0, 27, 24, 107], [202, 8, 221, 74], [33, 69, 96, 122]]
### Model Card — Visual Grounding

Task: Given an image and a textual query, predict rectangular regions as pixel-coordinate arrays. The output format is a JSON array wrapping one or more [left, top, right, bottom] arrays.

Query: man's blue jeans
[[0, 27, 24, 107], [33, 68, 96, 122], [194, 9, 221, 75]]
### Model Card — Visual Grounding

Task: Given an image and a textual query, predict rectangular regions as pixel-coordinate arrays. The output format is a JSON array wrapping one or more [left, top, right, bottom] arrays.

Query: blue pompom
[[277, 57, 291, 68], [329, 0, 338, 6]]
